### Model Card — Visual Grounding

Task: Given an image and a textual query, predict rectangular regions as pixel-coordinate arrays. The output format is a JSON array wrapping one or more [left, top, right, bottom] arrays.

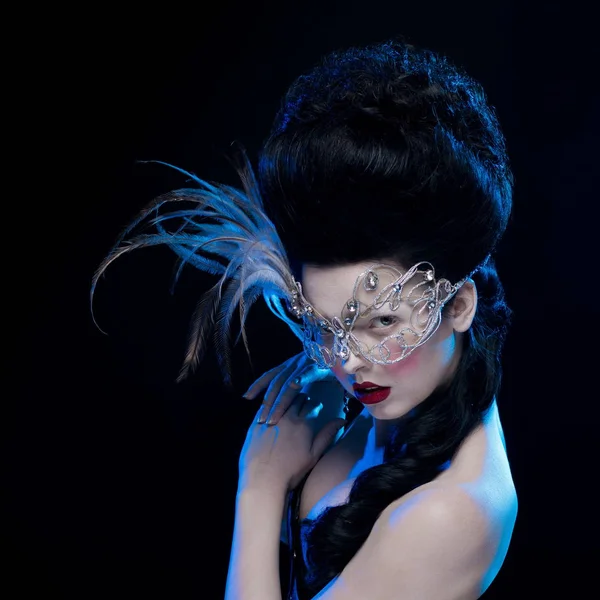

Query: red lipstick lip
[[353, 381, 387, 391], [353, 386, 391, 405]]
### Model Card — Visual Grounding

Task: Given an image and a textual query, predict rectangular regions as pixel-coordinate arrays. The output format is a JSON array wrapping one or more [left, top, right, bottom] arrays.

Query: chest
[[297, 414, 514, 524], [299, 419, 376, 521]]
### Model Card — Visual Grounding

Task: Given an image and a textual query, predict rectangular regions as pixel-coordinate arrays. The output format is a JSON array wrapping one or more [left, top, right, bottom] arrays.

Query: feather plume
[[91, 154, 301, 385]]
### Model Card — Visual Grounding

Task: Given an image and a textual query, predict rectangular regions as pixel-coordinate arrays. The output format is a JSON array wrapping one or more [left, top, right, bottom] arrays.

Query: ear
[[447, 279, 477, 333]]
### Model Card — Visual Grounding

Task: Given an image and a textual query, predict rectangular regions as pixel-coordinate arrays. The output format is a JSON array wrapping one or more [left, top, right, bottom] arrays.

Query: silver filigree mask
[[287, 262, 467, 368]]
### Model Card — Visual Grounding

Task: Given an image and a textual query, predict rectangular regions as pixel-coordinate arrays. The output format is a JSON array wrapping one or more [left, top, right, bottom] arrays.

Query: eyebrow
[[304, 282, 429, 321], [312, 301, 416, 324]]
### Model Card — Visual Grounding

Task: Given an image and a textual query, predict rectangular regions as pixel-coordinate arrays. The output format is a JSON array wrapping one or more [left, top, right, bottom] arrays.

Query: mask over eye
[[287, 262, 466, 368]]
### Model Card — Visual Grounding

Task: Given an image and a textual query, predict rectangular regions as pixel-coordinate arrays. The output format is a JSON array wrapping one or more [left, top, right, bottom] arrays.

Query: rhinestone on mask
[[291, 261, 471, 368], [364, 271, 378, 291]]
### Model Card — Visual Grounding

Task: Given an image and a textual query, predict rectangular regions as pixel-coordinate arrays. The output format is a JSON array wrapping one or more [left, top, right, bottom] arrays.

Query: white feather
[[92, 155, 300, 385]]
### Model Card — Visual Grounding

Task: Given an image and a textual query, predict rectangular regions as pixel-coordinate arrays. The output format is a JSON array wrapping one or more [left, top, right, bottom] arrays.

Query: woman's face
[[301, 261, 475, 421]]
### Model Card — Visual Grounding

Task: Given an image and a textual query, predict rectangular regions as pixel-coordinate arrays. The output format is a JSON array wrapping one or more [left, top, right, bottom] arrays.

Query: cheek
[[330, 364, 346, 381], [385, 347, 421, 376], [384, 334, 453, 379]]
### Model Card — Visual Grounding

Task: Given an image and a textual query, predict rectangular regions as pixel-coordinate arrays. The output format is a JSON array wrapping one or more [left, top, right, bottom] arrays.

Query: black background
[[7, 1, 598, 598]]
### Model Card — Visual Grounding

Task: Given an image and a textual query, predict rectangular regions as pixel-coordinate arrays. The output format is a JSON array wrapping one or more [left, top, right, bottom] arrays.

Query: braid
[[303, 260, 512, 596]]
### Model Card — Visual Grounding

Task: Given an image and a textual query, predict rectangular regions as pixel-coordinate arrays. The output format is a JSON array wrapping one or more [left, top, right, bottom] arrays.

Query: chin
[[365, 396, 418, 420]]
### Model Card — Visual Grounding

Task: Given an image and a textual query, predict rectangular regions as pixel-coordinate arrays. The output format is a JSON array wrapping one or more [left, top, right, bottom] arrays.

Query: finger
[[265, 369, 310, 425], [256, 397, 275, 425], [311, 418, 346, 459], [297, 396, 323, 419], [266, 392, 308, 426], [242, 361, 289, 399], [244, 352, 308, 399], [299, 379, 346, 422], [265, 362, 336, 424], [255, 400, 274, 425], [257, 365, 303, 424], [268, 367, 340, 425], [291, 392, 311, 415], [260, 357, 305, 422]]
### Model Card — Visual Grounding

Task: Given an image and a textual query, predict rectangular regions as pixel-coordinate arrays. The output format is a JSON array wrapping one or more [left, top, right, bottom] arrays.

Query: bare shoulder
[[316, 484, 502, 599], [314, 406, 517, 598], [377, 484, 492, 552]]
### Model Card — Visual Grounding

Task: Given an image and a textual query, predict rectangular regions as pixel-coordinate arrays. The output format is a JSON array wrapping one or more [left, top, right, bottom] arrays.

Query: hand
[[243, 352, 345, 425], [238, 392, 346, 494]]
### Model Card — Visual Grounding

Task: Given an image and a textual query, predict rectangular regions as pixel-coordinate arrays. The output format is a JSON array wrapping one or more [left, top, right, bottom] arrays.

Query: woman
[[94, 40, 517, 599]]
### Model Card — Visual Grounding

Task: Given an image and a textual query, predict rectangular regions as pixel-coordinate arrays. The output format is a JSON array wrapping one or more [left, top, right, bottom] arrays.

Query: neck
[[358, 398, 502, 476], [372, 417, 398, 448], [362, 408, 413, 455]]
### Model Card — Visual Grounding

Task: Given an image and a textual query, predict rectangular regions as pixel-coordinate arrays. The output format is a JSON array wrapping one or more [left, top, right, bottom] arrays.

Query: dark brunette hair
[[257, 40, 513, 596]]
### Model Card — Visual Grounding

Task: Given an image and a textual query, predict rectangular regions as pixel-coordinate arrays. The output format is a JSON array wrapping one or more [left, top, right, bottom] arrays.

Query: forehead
[[301, 262, 374, 305], [301, 261, 421, 318]]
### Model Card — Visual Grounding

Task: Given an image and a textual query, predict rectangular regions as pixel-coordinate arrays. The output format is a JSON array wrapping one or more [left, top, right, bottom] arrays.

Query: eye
[[370, 315, 400, 330]]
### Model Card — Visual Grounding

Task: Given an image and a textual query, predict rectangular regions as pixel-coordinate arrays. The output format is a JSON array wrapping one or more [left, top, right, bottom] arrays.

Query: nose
[[339, 346, 369, 375]]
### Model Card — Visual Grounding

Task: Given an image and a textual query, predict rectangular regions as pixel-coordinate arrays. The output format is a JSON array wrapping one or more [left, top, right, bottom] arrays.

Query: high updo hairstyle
[[257, 40, 514, 596]]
